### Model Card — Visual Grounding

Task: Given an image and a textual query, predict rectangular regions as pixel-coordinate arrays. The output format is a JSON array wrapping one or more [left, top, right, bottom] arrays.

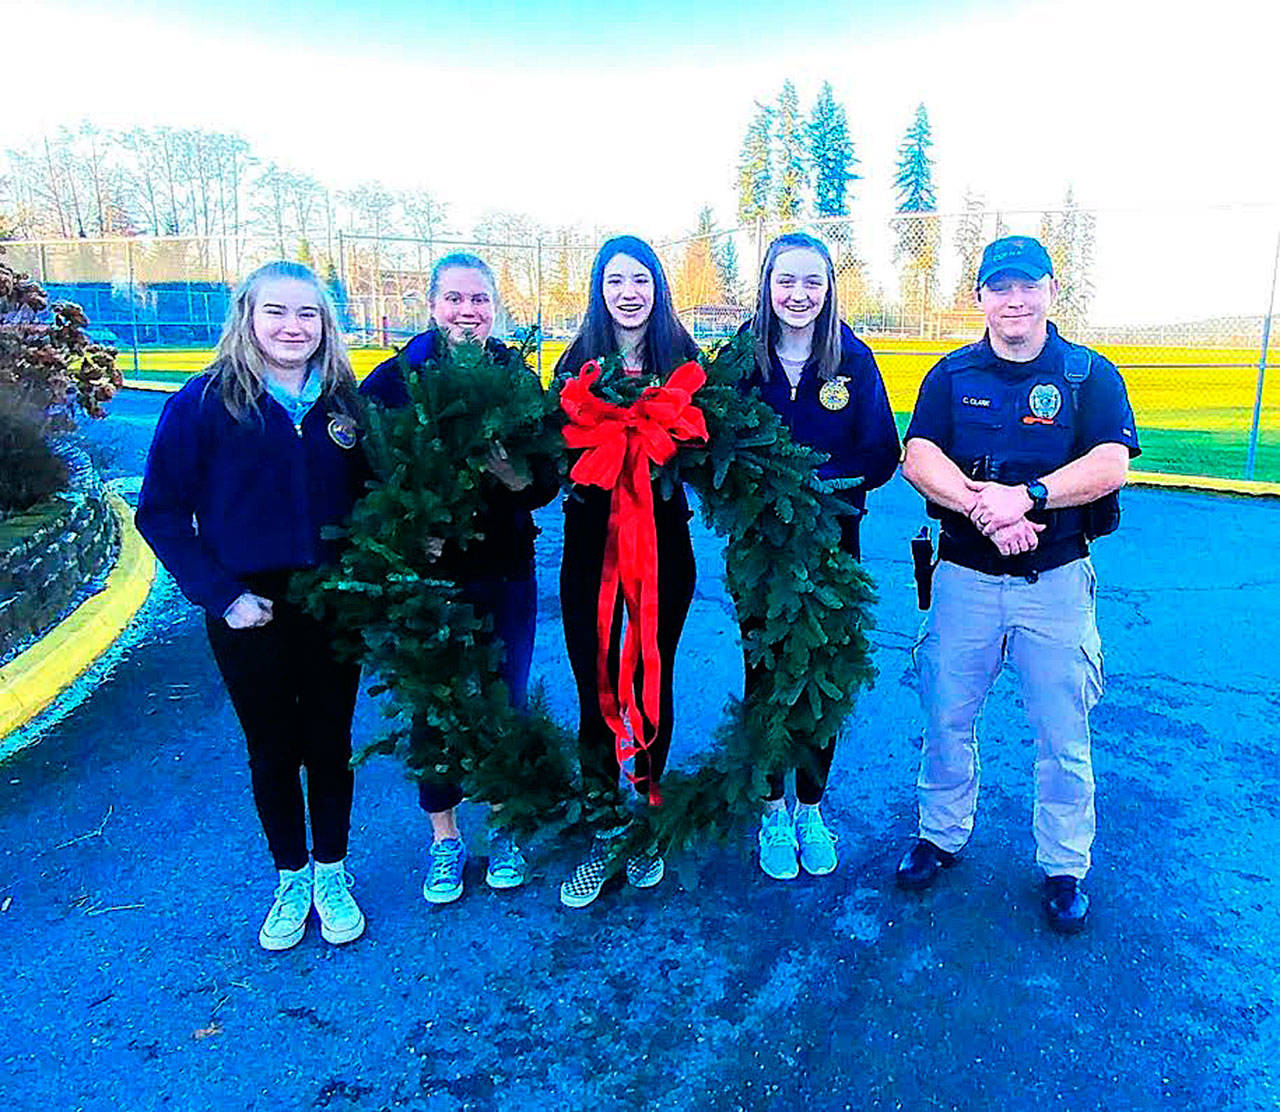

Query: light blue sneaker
[[758, 808, 799, 881], [423, 838, 467, 904], [795, 805, 838, 876], [485, 830, 528, 890]]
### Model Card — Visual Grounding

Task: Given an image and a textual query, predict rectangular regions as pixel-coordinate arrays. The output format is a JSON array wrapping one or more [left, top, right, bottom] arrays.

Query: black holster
[[911, 526, 936, 611]]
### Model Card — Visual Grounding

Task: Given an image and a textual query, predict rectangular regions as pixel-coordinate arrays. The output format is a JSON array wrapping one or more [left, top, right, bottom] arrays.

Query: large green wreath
[[301, 331, 877, 860]]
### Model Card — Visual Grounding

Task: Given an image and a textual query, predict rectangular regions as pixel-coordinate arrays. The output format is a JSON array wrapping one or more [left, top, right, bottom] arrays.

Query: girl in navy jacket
[[360, 252, 558, 907], [740, 232, 900, 883], [137, 261, 368, 951]]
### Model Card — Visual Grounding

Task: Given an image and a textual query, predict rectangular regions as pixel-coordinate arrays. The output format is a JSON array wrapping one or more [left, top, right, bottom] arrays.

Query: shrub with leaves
[[0, 251, 121, 514], [0, 253, 122, 433], [0, 391, 67, 513]]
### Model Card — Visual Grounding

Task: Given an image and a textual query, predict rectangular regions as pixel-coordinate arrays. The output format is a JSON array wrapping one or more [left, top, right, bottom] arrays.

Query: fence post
[[1245, 230, 1280, 481], [535, 237, 543, 380], [126, 239, 139, 377]]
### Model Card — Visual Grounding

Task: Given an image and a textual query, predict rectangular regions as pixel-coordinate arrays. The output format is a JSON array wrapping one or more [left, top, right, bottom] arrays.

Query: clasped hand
[[961, 479, 1045, 558], [485, 442, 531, 491], [224, 592, 274, 629]]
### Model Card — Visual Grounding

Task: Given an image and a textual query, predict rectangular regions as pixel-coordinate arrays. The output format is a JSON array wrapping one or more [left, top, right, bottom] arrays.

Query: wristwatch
[[1024, 480, 1049, 513]]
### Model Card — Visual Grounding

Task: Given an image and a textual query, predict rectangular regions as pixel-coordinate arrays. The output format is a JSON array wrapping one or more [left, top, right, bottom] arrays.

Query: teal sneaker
[[758, 808, 799, 881], [259, 864, 312, 951], [423, 838, 467, 904], [485, 830, 528, 890], [312, 860, 365, 944], [795, 806, 838, 876]]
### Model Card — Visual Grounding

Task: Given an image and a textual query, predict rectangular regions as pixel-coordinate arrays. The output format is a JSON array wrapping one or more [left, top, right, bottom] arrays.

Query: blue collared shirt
[[264, 366, 323, 429]]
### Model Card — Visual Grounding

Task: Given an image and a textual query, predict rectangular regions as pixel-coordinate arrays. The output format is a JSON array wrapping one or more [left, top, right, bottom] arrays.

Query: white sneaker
[[312, 860, 365, 945], [259, 864, 312, 951]]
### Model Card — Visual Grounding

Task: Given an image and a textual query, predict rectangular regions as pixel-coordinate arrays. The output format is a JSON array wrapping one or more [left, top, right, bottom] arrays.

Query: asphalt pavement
[[1, 388, 1278, 1111]]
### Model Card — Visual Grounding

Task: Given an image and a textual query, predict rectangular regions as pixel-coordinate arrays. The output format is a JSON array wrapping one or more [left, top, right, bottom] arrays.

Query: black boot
[[895, 839, 958, 890], [1043, 875, 1090, 934]]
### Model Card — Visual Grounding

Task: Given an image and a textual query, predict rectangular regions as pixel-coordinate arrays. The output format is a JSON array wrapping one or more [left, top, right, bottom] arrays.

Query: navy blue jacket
[[360, 330, 559, 581], [906, 321, 1140, 572], [136, 374, 368, 617], [738, 321, 900, 518]]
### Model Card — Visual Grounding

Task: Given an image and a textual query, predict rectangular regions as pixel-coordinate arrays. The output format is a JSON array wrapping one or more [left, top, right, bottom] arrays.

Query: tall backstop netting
[[3, 205, 1277, 481]]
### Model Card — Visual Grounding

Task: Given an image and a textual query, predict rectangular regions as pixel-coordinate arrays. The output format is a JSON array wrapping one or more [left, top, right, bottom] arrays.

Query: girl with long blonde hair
[[138, 260, 369, 952]]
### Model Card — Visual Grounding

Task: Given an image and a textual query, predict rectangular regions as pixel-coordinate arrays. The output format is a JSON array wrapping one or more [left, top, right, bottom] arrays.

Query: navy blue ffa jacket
[[738, 321, 900, 537], [905, 321, 1140, 574], [360, 329, 559, 581], [136, 373, 368, 618]]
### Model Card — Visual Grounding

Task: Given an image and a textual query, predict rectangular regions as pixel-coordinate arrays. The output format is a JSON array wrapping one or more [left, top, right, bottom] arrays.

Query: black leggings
[[560, 487, 696, 800], [745, 516, 861, 805], [205, 573, 360, 871]]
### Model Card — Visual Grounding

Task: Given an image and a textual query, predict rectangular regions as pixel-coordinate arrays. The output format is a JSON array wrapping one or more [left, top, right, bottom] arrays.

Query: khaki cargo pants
[[912, 558, 1105, 878]]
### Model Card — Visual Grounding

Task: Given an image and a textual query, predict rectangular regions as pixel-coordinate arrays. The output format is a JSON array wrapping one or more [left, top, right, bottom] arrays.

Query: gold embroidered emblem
[[327, 414, 358, 449], [818, 379, 850, 411]]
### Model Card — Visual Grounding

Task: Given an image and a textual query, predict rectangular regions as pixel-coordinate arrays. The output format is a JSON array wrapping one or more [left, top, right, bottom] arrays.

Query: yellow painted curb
[[123, 379, 182, 393], [1129, 471, 1280, 497], [0, 493, 156, 741]]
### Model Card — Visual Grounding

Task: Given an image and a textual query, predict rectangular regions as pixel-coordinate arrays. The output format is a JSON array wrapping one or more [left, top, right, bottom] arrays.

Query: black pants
[[205, 573, 361, 872], [745, 516, 861, 805], [560, 487, 696, 800]]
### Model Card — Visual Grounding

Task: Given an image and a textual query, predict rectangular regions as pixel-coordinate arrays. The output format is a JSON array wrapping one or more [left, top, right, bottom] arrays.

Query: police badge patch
[[1028, 383, 1062, 422], [819, 377, 851, 411], [327, 413, 358, 449]]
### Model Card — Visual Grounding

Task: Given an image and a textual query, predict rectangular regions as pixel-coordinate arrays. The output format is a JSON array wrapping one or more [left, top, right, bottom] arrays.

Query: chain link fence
[[3, 206, 1278, 481]]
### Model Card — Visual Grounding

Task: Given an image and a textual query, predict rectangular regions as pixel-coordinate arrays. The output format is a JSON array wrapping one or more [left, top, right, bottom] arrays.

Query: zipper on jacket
[[294, 422, 303, 437], [789, 383, 798, 402]]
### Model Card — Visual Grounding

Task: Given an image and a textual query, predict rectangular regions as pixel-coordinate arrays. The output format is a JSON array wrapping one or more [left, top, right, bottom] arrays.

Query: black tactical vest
[[930, 335, 1119, 559]]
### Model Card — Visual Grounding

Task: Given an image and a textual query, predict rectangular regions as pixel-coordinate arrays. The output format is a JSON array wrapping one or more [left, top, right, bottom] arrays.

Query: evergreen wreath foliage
[[302, 331, 877, 858]]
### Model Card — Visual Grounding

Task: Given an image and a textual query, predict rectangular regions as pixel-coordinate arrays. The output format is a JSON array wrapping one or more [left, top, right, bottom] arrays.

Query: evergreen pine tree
[[952, 189, 987, 307], [807, 82, 859, 218], [716, 235, 741, 305], [892, 103, 940, 327], [736, 104, 774, 226], [774, 80, 806, 222], [1040, 186, 1096, 333], [893, 104, 937, 214]]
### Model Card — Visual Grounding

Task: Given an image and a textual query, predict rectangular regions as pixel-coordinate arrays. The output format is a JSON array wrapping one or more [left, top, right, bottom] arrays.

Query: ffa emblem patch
[[327, 414, 358, 449], [1028, 383, 1062, 422], [819, 378, 851, 411]]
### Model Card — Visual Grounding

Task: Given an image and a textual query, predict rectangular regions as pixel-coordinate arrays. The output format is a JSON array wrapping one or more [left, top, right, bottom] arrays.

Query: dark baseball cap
[[977, 236, 1054, 287]]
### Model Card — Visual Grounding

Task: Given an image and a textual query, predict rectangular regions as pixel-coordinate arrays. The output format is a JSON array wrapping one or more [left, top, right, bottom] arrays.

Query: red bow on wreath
[[560, 360, 708, 805]]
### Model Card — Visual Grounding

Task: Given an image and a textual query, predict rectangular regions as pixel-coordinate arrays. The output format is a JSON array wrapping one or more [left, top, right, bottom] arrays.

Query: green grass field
[[119, 340, 1280, 484]]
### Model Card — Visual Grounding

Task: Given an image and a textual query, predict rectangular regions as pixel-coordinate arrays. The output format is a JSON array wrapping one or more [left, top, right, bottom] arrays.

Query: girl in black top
[[555, 235, 700, 909], [360, 253, 558, 906]]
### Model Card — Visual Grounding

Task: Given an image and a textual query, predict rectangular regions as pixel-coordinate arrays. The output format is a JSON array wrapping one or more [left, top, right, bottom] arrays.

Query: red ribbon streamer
[[560, 360, 708, 805]]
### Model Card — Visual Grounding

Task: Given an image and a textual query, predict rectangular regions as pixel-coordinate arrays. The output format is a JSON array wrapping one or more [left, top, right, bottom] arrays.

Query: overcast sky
[[7, 0, 1280, 322]]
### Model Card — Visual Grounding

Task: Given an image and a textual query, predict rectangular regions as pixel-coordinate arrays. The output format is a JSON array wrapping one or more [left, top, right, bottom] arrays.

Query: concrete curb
[[0, 492, 155, 747], [1129, 470, 1280, 498], [122, 379, 181, 393]]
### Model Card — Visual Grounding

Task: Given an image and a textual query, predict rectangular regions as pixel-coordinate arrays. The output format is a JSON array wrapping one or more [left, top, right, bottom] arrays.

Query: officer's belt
[[938, 531, 1088, 578]]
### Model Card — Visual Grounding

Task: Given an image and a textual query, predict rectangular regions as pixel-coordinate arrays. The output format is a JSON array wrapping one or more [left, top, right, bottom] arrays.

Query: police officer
[[896, 235, 1139, 933]]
